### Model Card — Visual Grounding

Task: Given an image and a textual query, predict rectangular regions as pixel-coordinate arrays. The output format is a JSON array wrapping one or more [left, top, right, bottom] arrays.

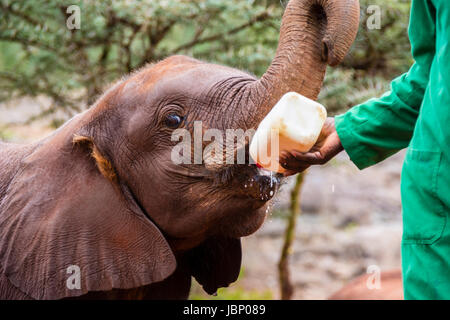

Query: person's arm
[[281, 0, 436, 173]]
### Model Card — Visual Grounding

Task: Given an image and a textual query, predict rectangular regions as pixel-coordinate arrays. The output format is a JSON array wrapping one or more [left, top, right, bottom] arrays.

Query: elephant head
[[0, 0, 359, 299]]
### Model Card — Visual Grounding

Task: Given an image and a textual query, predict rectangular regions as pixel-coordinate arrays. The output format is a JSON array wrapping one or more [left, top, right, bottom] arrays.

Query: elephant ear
[[0, 135, 176, 299], [186, 236, 241, 295]]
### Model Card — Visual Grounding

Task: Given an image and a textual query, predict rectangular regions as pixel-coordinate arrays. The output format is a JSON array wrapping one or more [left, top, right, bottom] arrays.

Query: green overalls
[[335, 0, 450, 299]]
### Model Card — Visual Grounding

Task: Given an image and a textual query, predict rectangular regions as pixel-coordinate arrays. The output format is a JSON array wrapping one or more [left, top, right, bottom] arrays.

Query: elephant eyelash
[[157, 104, 187, 126]]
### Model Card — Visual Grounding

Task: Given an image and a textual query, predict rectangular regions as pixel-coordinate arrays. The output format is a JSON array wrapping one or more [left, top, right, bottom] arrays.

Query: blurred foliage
[[0, 0, 412, 119], [279, 172, 304, 300], [0, 125, 13, 141]]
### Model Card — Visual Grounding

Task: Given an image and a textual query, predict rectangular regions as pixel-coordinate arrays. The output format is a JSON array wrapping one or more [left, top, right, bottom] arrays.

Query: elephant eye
[[164, 113, 183, 129]]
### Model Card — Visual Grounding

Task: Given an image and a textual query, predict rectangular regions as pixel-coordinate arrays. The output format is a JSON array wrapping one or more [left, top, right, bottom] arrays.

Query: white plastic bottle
[[249, 92, 327, 173]]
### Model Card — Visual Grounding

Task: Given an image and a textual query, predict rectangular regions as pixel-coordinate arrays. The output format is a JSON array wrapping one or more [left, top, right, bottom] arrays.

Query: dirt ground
[[0, 99, 404, 300]]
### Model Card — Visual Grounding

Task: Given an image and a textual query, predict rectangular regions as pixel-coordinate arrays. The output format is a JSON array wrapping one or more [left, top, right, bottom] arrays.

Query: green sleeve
[[335, 0, 436, 169]]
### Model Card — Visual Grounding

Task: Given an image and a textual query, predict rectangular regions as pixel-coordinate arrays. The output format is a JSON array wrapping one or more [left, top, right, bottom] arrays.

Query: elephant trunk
[[247, 0, 360, 126]]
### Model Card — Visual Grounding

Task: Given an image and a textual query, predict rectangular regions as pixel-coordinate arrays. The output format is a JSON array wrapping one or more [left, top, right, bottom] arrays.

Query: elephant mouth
[[212, 164, 282, 202], [243, 168, 281, 202]]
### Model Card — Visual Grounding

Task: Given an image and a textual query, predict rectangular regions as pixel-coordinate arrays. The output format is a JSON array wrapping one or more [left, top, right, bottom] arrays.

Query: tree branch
[[278, 173, 305, 300], [1, 2, 42, 27], [172, 11, 271, 54], [0, 35, 56, 52]]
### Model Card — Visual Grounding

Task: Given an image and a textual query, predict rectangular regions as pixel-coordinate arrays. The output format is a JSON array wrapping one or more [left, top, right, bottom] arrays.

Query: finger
[[290, 150, 326, 165], [279, 152, 311, 170], [280, 161, 309, 173]]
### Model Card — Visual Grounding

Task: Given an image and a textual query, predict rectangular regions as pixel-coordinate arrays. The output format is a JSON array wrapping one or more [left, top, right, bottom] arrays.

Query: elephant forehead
[[123, 57, 253, 99], [131, 57, 201, 92]]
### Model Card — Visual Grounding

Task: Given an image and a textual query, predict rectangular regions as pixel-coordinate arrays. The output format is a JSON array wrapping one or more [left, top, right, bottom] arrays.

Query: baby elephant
[[0, 0, 359, 299]]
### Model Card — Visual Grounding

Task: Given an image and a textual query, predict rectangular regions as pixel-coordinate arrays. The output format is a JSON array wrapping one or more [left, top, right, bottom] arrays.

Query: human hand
[[279, 117, 344, 176]]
